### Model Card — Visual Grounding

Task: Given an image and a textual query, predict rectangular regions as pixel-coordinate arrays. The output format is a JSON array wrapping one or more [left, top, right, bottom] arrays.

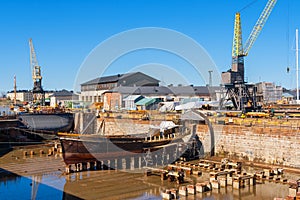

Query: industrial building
[[255, 82, 283, 104], [80, 72, 227, 111], [80, 72, 159, 103]]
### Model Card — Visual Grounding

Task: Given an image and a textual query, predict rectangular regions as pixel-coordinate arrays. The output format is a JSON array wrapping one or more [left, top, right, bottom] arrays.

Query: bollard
[[30, 150, 35, 156], [39, 150, 44, 155], [23, 151, 28, 156]]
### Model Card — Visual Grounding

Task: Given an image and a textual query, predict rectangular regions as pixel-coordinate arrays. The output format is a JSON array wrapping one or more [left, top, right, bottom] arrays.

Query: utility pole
[[14, 75, 17, 105], [208, 70, 213, 87], [296, 29, 299, 102]]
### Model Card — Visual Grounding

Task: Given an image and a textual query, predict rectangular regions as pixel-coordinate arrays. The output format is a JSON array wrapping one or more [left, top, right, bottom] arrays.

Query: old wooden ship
[[59, 120, 197, 165]]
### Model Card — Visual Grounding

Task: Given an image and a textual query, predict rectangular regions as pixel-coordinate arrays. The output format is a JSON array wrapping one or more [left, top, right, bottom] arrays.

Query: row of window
[[81, 83, 117, 91]]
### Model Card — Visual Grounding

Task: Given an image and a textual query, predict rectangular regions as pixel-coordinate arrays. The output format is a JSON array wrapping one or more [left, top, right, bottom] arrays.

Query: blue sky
[[0, 0, 299, 93]]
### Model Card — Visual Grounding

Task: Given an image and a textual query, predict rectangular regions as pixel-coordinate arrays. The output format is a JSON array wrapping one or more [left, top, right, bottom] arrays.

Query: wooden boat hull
[[60, 135, 176, 165], [59, 131, 196, 165]]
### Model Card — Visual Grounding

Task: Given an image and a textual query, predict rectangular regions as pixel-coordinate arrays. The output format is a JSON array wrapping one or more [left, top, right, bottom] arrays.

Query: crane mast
[[29, 38, 45, 105], [221, 0, 277, 111]]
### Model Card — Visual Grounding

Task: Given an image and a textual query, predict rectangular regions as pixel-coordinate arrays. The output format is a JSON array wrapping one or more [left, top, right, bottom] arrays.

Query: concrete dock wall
[[197, 124, 300, 168]]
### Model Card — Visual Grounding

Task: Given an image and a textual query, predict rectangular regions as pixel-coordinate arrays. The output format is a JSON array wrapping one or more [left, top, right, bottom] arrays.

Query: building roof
[[135, 98, 156, 106], [110, 85, 221, 96], [49, 90, 78, 97], [81, 73, 127, 85], [81, 72, 159, 86], [123, 95, 144, 101], [282, 92, 294, 98]]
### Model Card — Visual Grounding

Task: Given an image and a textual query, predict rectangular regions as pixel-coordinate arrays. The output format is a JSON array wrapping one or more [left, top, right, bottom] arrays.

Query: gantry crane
[[29, 38, 45, 105], [221, 0, 277, 111]]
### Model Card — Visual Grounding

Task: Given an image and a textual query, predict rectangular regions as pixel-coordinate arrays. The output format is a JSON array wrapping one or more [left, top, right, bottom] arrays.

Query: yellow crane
[[222, 0, 277, 111], [29, 38, 45, 105], [231, 0, 277, 83]]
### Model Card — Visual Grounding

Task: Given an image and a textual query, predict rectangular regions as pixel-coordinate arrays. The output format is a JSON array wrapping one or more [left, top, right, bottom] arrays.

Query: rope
[[239, 0, 258, 12]]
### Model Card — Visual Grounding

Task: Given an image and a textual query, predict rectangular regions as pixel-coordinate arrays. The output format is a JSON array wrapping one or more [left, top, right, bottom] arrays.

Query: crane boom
[[243, 0, 277, 56], [29, 38, 44, 105], [29, 38, 38, 73]]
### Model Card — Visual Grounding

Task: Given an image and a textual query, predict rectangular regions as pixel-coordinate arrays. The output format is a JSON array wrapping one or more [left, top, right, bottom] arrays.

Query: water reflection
[[0, 169, 64, 200], [0, 168, 291, 200]]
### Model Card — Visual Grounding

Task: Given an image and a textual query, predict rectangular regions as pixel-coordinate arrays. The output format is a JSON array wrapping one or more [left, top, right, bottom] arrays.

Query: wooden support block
[[161, 172, 168, 181], [280, 178, 288, 183], [250, 177, 256, 186], [196, 183, 206, 193], [170, 188, 178, 199], [193, 170, 202, 176], [48, 149, 53, 156], [179, 186, 187, 196], [233, 180, 240, 189], [90, 162, 95, 170], [161, 190, 172, 200], [187, 185, 196, 195], [219, 177, 227, 187], [289, 185, 297, 197], [211, 180, 220, 189], [227, 177, 233, 185]]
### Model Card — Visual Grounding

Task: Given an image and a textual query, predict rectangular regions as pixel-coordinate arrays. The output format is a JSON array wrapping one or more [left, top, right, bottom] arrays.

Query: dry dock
[[1, 143, 299, 199]]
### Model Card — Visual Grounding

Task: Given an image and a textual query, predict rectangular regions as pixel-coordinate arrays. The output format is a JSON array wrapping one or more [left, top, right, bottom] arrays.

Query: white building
[[49, 90, 79, 107], [6, 90, 33, 103]]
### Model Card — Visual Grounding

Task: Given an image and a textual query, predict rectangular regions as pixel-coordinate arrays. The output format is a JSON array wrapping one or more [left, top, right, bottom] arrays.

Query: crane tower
[[29, 38, 45, 105], [221, 0, 277, 111]]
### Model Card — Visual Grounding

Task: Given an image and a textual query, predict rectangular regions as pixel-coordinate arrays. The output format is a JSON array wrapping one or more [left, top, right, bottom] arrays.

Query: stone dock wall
[[102, 118, 155, 135], [75, 113, 300, 168], [197, 124, 300, 168]]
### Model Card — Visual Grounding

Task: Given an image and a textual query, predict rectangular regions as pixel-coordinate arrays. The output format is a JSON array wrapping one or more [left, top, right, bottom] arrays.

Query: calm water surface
[[0, 169, 291, 200]]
